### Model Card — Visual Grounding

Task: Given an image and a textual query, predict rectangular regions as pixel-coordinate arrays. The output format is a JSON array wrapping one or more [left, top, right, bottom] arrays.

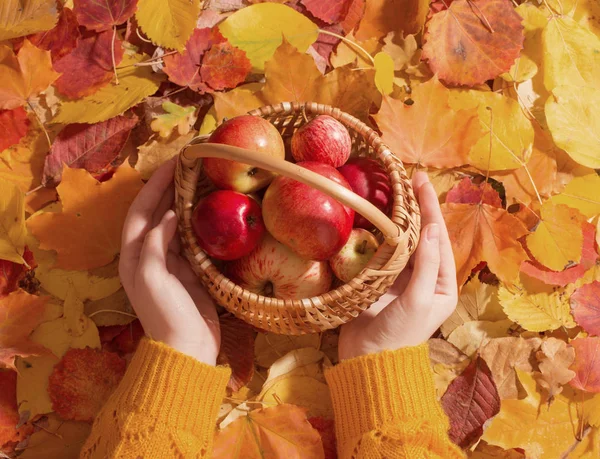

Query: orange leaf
[[442, 202, 529, 286], [73, 0, 137, 32], [0, 40, 60, 110], [48, 347, 126, 421], [422, 0, 524, 86], [445, 177, 502, 207], [569, 337, 600, 393], [0, 370, 34, 451], [373, 78, 482, 167], [200, 41, 252, 91], [27, 164, 144, 270], [354, 0, 429, 41], [340, 0, 365, 33], [28, 7, 81, 62], [301, 0, 352, 24], [571, 281, 600, 337], [0, 290, 49, 370], [213, 403, 325, 458], [0, 107, 29, 151], [217, 315, 255, 392]]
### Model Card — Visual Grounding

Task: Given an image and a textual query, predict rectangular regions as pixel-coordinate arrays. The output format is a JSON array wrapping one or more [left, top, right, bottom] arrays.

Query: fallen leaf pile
[[1, 0, 600, 457]]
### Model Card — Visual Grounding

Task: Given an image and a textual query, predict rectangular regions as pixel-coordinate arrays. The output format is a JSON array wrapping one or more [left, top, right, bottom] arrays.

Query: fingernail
[[426, 223, 439, 242]]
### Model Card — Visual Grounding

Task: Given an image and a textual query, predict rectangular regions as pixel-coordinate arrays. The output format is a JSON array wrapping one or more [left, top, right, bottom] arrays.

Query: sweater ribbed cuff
[[115, 338, 231, 434], [324, 344, 448, 445]]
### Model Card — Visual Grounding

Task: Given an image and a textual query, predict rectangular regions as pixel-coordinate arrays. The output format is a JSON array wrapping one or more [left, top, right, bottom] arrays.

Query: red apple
[[337, 158, 392, 230], [192, 190, 265, 260], [329, 229, 380, 282], [227, 234, 332, 299], [291, 115, 351, 167], [203, 115, 285, 193], [262, 161, 354, 261]]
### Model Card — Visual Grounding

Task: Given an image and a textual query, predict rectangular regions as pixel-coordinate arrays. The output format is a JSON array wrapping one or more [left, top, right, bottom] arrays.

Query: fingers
[[152, 183, 175, 228], [137, 210, 178, 282], [402, 223, 441, 304]]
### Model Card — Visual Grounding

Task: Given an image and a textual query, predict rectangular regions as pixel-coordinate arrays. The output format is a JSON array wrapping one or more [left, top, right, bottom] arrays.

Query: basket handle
[[181, 142, 402, 241]]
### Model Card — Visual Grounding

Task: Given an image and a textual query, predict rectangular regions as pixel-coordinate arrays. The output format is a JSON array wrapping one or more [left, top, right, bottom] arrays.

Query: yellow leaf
[[550, 174, 600, 218], [448, 89, 534, 171], [135, 131, 196, 180], [542, 16, 600, 91], [569, 427, 600, 459], [254, 333, 320, 368], [218, 3, 319, 72], [446, 320, 514, 356], [330, 32, 381, 68], [262, 347, 331, 387], [0, 0, 57, 41], [54, 53, 165, 124], [373, 52, 394, 95], [213, 82, 264, 123], [431, 360, 470, 399], [585, 394, 600, 427], [499, 284, 576, 332], [482, 370, 582, 458], [136, 0, 200, 51], [150, 102, 196, 139], [545, 85, 600, 169], [259, 375, 333, 419], [198, 106, 218, 135], [85, 288, 135, 326], [0, 181, 26, 264]]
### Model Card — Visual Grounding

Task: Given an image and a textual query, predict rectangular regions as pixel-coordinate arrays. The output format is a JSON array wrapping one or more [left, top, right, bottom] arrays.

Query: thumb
[[138, 210, 178, 275]]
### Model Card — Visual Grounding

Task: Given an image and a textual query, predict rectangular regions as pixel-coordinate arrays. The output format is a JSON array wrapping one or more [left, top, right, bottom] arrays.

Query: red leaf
[[42, 114, 138, 186], [0, 370, 35, 452], [73, 0, 138, 32], [112, 319, 144, 354], [569, 337, 600, 393], [0, 107, 30, 151], [48, 347, 127, 422], [571, 281, 600, 336], [0, 248, 36, 298], [200, 41, 251, 91], [340, 0, 365, 33], [308, 416, 337, 459], [53, 30, 124, 99], [29, 7, 81, 62], [441, 356, 500, 448], [521, 222, 598, 287], [217, 315, 255, 392], [98, 324, 127, 349], [446, 177, 502, 208], [301, 0, 352, 24], [422, 0, 524, 86]]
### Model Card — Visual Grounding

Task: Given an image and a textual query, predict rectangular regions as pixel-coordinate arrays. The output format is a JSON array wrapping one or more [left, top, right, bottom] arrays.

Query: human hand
[[338, 171, 458, 360], [119, 159, 220, 365]]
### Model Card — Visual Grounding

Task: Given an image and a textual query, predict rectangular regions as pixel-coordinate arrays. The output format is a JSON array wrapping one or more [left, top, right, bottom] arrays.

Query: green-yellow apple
[[329, 228, 379, 282]]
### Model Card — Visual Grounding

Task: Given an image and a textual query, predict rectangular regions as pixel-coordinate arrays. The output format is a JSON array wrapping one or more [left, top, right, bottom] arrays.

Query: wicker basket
[[175, 102, 421, 335]]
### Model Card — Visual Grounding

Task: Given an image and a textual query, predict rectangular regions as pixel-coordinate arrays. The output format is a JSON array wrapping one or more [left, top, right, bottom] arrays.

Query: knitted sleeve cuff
[[324, 343, 448, 444]]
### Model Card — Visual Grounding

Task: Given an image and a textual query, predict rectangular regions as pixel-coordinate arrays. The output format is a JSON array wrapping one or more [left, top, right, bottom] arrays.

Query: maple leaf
[[354, 0, 428, 41], [0, 370, 35, 451], [149, 102, 196, 138], [372, 78, 482, 168], [571, 281, 600, 337], [217, 315, 256, 392], [48, 347, 126, 421], [308, 417, 336, 459], [28, 7, 80, 62], [441, 356, 500, 448], [43, 114, 138, 186], [422, 0, 524, 87], [569, 337, 600, 393], [533, 338, 575, 403], [441, 202, 529, 286], [550, 173, 600, 218], [0, 247, 36, 297], [53, 30, 124, 99], [27, 164, 144, 270], [200, 41, 252, 91], [0, 0, 57, 41], [0, 124, 48, 193], [0, 107, 29, 152], [135, 131, 195, 180], [0, 40, 59, 110], [0, 181, 27, 265], [213, 404, 325, 458], [73, 0, 137, 32], [445, 177, 502, 207], [0, 290, 49, 370], [521, 221, 598, 287], [136, 0, 201, 51]]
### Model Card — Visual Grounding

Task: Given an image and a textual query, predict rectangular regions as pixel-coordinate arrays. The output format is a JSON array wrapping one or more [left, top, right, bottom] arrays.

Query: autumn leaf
[[201, 41, 252, 91], [136, 0, 201, 51], [0, 370, 35, 450], [73, 0, 137, 32], [0, 40, 60, 110], [550, 174, 600, 218], [441, 356, 500, 448], [0, 290, 49, 369], [0, 124, 48, 193], [43, 114, 138, 186], [48, 347, 126, 421], [373, 78, 481, 168], [149, 102, 196, 138], [27, 164, 144, 270], [447, 320, 513, 356], [213, 404, 325, 458], [308, 417, 336, 459], [571, 281, 600, 337], [53, 30, 124, 99], [0, 0, 57, 41], [0, 182, 27, 265], [533, 338, 575, 402], [0, 247, 35, 298], [354, 0, 428, 41], [569, 337, 600, 393], [217, 315, 256, 392], [301, 0, 351, 24], [109, 319, 144, 354], [445, 177, 502, 207], [545, 85, 600, 169], [135, 131, 195, 180], [28, 7, 80, 62], [441, 202, 529, 286], [254, 333, 320, 368], [0, 107, 29, 154], [422, 0, 524, 87]]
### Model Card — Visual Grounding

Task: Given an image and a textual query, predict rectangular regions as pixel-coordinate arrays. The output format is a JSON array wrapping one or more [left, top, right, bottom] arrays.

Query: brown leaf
[[217, 315, 256, 392], [533, 338, 575, 402]]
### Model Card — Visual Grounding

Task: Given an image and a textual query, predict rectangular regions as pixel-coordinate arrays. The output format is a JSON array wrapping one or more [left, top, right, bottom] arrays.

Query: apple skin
[[203, 115, 285, 193], [191, 190, 265, 261], [329, 229, 380, 282], [262, 161, 355, 261], [291, 115, 352, 167], [337, 158, 392, 230], [227, 233, 332, 299]]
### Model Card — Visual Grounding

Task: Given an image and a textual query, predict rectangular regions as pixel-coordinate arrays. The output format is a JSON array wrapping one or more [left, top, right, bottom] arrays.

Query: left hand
[[119, 159, 221, 365]]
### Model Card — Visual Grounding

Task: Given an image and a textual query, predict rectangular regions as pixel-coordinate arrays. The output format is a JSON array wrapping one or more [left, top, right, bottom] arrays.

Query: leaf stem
[[467, 0, 495, 33], [112, 26, 119, 85], [26, 101, 51, 150], [87, 309, 138, 319], [480, 106, 493, 206], [318, 29, 375, 65]]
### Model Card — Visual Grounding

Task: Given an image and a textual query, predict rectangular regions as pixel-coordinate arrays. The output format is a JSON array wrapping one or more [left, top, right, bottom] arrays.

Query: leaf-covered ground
[[1, 0, 600, 457]]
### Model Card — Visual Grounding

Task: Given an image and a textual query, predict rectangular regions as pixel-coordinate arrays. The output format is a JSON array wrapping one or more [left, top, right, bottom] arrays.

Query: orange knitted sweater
[[80, 338, 464, 458]]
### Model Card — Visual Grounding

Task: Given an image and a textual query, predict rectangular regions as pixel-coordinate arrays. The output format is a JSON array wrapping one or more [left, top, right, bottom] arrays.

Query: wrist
[[159, 336, 219, 366]]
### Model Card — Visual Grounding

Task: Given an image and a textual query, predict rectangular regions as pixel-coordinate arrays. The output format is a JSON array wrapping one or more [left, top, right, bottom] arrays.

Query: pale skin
[[119, 159, 457, 365]]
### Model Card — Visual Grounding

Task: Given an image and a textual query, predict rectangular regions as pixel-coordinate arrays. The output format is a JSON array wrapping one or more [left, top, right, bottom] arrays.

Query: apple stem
[[358, 239, 368, 255]]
